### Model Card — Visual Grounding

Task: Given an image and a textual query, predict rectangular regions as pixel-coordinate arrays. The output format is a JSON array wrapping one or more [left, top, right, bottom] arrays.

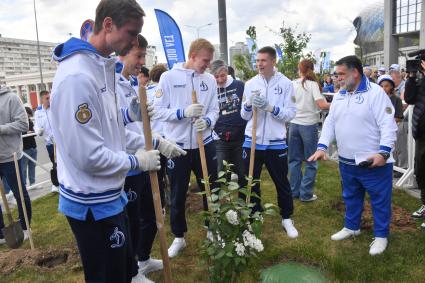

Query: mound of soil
[[332, 200, 417, 232], [186, 189, 205, 213], [0, 246, 80, 274]]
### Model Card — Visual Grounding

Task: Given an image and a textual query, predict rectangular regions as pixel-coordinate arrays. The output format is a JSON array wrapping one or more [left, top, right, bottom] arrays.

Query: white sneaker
[[30, 184, 42, 190], [23, 230, 29, 241], [281, 219, 299, 238], [331, 227, 361, 241], [369, 237, 388, 256], [412, 205, 425, 218], [131, 272, 154, 283], [51, 185, 59, 193], [168, 237, 186, 258], [138, 258, 163, 275], [300, 194, 318, 202], [421, 222, 425, 229], [206, 230, 214, 242], [0, 238, 5, 245], [6, 191, 14, 202]]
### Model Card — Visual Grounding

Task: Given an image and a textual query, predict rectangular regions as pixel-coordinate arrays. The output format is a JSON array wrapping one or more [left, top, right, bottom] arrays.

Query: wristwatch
[[379, 152, 390, 160]]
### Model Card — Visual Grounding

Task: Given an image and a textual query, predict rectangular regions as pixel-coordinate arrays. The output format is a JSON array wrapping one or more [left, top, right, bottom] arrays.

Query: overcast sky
[[0, 0, 381, 62]]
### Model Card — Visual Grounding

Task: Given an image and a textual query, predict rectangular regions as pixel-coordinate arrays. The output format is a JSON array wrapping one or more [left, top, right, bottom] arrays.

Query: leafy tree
[[272, 21, 313, 79], [233, 23, 313, 81], [233, 26, 257, 81]]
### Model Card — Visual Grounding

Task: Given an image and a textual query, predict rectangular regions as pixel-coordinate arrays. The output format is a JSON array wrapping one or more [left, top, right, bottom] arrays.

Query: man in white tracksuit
[[240, 46, 299, 238], [49, 1, 182, 282], [34, 90, 59, 192], [309, 55, 397, 256], [116, 34, 185, 278], [154, 38, 219, 258]]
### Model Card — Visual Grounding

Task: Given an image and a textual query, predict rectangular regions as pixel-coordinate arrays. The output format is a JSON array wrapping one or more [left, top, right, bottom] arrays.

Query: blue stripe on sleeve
[[379, 145, 391, 153]]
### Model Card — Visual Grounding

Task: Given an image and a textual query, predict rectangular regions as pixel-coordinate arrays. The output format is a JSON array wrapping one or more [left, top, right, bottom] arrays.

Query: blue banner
[[274, 44, 283, 61], [154, 9, 185, 69]]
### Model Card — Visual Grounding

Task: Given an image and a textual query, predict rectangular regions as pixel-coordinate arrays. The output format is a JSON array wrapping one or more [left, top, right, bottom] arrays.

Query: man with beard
[[309, 55, 397, 256]]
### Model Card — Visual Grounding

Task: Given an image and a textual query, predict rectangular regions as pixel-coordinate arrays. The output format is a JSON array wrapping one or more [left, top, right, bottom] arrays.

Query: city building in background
[[0, 35, 57, 107], [0, 35, 157, 107], [353, 0, 424, 69], [229, 41, 249, 68]]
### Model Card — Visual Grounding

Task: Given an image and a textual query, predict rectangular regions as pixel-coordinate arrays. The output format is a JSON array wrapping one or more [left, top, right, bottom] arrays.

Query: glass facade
[[395, 0, 422, 33], [353, 1, 385, 54]]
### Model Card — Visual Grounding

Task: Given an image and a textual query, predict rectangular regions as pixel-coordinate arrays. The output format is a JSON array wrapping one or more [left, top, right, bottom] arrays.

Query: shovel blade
[[2, 221, 24, 249]]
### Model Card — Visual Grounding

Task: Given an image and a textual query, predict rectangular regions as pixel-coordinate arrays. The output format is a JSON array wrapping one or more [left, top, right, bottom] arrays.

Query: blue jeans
[[0, 159, 32, 238], [288, 123, 319, 200], [2, 177, 11, 194], [21, 148, 37, 186]]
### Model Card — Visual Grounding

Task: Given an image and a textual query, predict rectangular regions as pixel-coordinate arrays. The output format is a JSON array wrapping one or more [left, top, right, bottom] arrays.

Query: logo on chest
[[274, 85, 283, 95], [354, 94, 364, 104], [200, 81, 208, 91]]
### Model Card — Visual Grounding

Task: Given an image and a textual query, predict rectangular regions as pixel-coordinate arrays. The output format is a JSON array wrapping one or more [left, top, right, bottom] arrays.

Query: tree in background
[[272, 21, 313, 80], [233, 26, 257, 81], [233, 22, 313, 81]]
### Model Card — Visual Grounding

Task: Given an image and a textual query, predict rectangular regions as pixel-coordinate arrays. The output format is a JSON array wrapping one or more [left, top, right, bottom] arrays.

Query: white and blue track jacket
[[318, 75, 398, 164], [154, 63, 219, 149], [240, 71, 296, 149], [50, 38, 143, 207], [34, 105, 54, 145]]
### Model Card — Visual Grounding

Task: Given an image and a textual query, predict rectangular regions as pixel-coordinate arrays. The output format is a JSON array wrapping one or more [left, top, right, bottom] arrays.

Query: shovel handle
[[246, 107, 257, 203], [138, 85, 173, 283], [191, 90, 212, 212], [13, 153, 34, 250], [0, 180, 14, 224]]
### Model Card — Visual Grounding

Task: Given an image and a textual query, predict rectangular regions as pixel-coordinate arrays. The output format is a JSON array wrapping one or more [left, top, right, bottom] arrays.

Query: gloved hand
[[183, 103, 204, 118], [252, 95, 274, 112], [155, 136, 187, 159], [37, 127, 44, 136], [135, 149, 161, 171], [245, 94, 254, 107], [194, 118, 208, 132], [128, 97, 155, 122]]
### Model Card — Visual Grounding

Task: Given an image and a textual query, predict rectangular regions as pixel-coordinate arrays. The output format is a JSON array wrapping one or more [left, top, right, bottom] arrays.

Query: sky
[[0, 0, 381, 63]]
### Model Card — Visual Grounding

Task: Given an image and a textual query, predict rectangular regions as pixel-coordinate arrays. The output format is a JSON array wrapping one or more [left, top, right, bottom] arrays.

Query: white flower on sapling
[[234, 241, 245, 256], [225, 209, 239, 225], [242, 230, 264, 252]]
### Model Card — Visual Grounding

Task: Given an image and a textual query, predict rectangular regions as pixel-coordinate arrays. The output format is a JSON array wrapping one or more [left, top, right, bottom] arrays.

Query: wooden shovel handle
[[138, 86, 172, 283]]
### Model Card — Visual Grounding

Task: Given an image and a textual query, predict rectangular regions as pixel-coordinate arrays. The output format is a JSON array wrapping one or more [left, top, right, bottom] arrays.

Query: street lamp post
[[33, 0, 44, 90], [184, 23, 213, 38]]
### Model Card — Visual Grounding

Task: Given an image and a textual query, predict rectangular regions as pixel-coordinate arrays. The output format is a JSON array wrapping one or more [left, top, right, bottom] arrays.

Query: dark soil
[[0, 246, 80, 274], [331, 200, 417, 232]]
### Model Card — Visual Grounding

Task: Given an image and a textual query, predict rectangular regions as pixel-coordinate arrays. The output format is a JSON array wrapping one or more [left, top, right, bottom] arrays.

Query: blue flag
[[154, 9, 185, 69], [274, 44, 283, 61]]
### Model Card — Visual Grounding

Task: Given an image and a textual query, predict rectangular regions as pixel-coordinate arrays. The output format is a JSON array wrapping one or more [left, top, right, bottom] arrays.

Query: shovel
[[0, 179, 24, 249]]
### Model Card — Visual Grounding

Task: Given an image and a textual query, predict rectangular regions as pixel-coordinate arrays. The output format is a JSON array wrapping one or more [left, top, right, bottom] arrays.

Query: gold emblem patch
[[155, 89, 163, 98], [75, 103, 92, 124], [385, 107, 393, 114]]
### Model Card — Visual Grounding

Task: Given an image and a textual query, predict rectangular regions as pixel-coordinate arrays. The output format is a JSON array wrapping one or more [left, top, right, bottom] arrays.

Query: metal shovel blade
[[2, 221, 24, 249]]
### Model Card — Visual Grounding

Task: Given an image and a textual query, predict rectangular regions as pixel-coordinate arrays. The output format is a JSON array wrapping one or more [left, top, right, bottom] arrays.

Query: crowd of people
[[0, 0, 424, 282]]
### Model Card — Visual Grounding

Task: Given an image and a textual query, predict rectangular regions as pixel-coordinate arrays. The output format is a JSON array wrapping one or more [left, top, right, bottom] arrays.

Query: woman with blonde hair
[[289, 59, 329, 202]]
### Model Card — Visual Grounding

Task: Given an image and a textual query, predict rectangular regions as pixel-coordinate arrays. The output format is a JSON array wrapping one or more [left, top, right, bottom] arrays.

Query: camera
[[406, 49, 425, 72]]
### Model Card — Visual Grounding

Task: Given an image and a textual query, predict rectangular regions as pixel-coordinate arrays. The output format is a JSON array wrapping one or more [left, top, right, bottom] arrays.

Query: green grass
[[1, 161, 425, 283]]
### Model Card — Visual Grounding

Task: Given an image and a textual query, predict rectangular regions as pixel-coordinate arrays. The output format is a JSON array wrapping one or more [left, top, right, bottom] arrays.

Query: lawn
[[1, 160, 425, 283]]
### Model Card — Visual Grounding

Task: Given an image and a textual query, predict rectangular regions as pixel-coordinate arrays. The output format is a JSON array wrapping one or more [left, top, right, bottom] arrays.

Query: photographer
[[405, 60, 425, 228]]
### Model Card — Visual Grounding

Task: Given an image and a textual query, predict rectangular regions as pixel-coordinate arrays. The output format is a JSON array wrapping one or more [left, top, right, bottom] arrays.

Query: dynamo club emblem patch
[[75, 103, 92, 124]]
